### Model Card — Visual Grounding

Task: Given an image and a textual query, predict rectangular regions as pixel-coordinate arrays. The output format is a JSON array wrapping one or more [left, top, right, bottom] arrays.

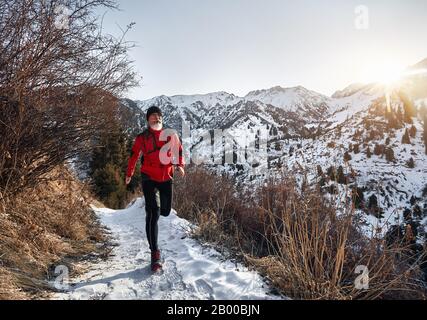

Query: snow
[[125, 71, 427, 244], [54, 198, 283, 300], [274, 105, 427, 238], [138, 92, 241, 111], [244, 85, 330, 112], [327, 88, 383, 123]]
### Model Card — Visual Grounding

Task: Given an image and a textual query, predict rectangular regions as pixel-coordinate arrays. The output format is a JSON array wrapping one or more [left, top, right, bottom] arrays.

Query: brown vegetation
[[0, 165, 108, 299], [174, 166, 427, 300], [0, 0, 135, 299]]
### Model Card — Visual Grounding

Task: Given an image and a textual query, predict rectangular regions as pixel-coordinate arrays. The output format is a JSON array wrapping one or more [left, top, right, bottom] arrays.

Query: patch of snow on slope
[[244, 86, 329, 112]]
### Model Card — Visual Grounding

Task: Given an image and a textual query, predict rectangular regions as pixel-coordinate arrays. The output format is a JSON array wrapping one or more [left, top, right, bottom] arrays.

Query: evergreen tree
[[409, 125, 417, 138], [402, 128, 411, 144], [344, 151, 352, 162], [89, 120, 130, 209], [396, 106, 404, 123], [386, 111, 398, 129], [400, 91, 415, 124], [385, 137, 390, 145], [92, 163, 127, 209], [353, 144, 360, 154], [368, 194, 383, 219], [366, 146, 372, 158], [406, 157, 415, 168], [337, 165, 347, 184], [327, 166, 336, 181], [317, 165, 323, 177], [385, 147, 395, 162], [374, 144, 384, 156], [352, 186, 365, 209]]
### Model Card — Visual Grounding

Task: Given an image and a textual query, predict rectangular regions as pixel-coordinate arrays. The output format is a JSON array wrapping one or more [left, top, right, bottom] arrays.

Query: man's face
[[148, 113, 162, 129]]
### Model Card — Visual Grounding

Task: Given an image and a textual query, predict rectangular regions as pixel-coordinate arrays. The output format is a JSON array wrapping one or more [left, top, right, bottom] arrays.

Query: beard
[[150, 121, 163, 131]]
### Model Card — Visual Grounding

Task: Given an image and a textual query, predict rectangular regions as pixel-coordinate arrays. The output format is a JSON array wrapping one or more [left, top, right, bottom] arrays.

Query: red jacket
[[126, 127, 185, 182]]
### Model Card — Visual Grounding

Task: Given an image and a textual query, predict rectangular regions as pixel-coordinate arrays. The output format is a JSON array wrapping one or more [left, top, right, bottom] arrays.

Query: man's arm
[[174, 133, 185, 177], [170, 133, 185, 168], [176, 133, 185, 168], [126, 135, 143, 180]]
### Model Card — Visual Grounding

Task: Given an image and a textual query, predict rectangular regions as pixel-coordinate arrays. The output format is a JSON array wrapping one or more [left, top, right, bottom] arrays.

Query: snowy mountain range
[[119, 57, 427, 240]]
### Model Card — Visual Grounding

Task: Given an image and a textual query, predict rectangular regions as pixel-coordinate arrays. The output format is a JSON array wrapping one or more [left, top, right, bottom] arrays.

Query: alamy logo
[[50, 265, 70, 291], [54, 5, 71, 30], [354, 265, 369, 290], [355, 5, 369, 30]]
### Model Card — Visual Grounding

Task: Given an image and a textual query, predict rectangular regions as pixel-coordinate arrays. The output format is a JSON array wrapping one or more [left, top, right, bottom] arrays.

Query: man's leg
[[142, 179, 160, 252], [158, 179, 173, 217]]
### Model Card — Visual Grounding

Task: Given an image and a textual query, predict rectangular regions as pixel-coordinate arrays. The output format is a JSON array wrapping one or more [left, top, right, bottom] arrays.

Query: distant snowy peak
[[244, 85, 330, 111], [130, 82, 393, 132], [332, 83, 372, 98], [407, 57, 427, 71], [137, 86, 332, 113], [331, 82, 386, 99], [137, 91, 241, 111]]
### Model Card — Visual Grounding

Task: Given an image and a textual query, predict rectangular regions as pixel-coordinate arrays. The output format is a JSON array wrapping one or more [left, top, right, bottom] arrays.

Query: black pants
[[142, 178, 173, 252]]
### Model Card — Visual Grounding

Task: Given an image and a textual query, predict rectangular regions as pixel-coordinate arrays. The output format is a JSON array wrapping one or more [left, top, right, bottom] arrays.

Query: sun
[[359, 61, 406, 87]]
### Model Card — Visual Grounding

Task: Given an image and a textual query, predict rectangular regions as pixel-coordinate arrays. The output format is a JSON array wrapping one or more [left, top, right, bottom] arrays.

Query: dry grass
[[0, 165, 108, 300], [173, 166, 427, 300]]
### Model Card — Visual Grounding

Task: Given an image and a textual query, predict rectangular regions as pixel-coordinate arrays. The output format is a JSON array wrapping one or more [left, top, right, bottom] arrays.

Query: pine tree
[[385, 147, 395, 162], [327, 166, 336, 181], [385, 137, 390, 145], [374, 144, 384, 156], [89, 120, 130, 209], [368, 194, 383, 219], [366, 146, 372, 158], [409, 125, 417, 138], [337, 165, 347, 184], [396, 106, 404, 123], [92, 163, 127, 209], [353, 144, 360, 154], [399, 90, 415, 124], [344, 151, 352, 162], [368, 194, 378, 209], [317, 165, 323, 177], [406, 157, 415, 168], [402, 128, 411, 144], [352, 186, 365, 209], [386, 111, 398, 129]]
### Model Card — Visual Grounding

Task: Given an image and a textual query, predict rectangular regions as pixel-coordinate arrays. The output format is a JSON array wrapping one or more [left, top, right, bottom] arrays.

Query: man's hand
[[125, 176, 132, 185], [177, 166, 185, 177]]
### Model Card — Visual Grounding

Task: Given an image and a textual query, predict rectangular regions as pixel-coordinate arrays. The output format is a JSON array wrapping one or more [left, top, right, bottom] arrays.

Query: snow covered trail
[[54, 198, 283, 300]]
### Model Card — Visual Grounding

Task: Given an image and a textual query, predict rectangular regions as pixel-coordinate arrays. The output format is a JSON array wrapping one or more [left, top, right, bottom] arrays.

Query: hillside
[[118, 58, 427, 244]]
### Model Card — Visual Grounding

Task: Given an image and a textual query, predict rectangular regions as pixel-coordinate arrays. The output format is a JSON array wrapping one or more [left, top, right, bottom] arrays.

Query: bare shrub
[[0, 165, 108, 299], [0, 0, 138, 197], [174, 166, 427, 299]]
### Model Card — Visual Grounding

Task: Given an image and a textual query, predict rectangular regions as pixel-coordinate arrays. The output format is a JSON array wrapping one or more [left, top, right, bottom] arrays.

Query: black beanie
[[146, 106, 162, 121]]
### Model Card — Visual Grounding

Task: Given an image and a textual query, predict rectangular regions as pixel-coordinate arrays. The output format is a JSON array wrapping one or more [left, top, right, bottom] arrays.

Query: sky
[[98, 0, 427, 100]]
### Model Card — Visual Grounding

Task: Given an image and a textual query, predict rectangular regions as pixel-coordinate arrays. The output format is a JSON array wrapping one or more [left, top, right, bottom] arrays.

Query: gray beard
[[150, 123, 163, 131]]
